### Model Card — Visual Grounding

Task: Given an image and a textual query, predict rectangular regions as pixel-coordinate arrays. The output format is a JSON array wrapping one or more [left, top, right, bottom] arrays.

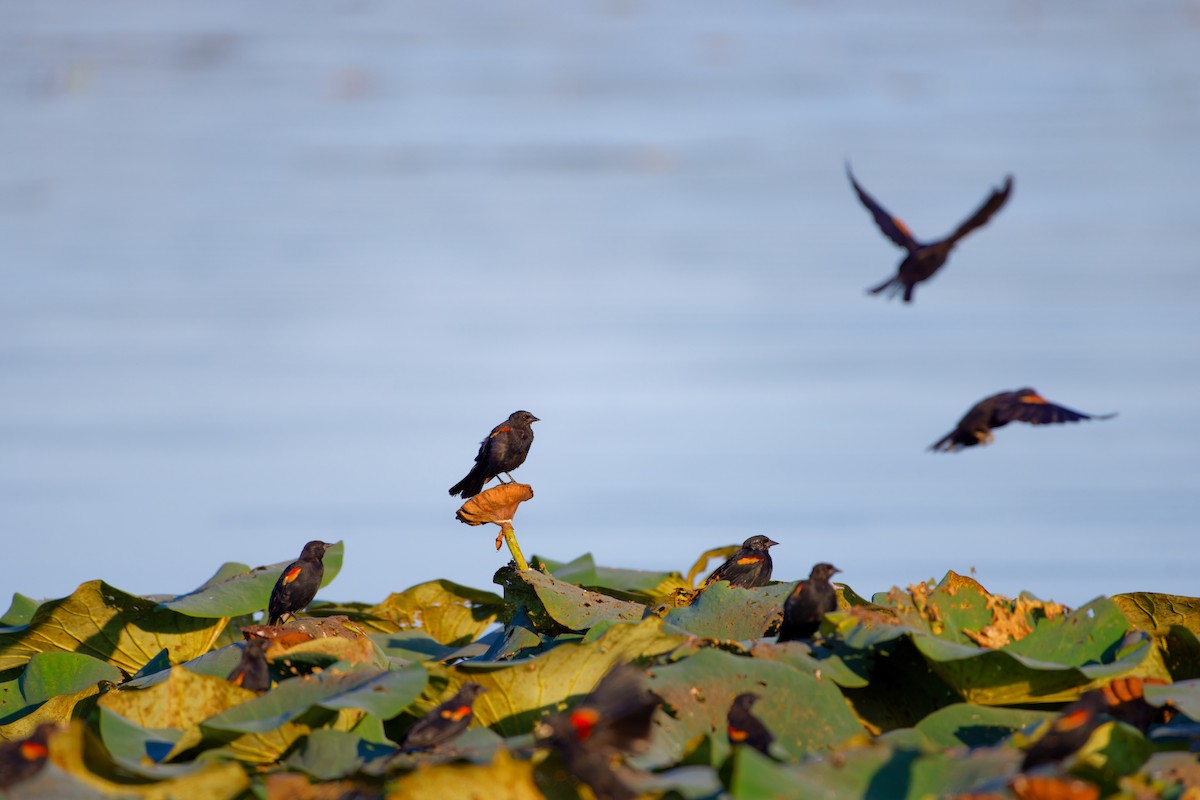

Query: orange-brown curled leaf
[[1010, 775, 1099, 800], [455, 483, 534, 527]]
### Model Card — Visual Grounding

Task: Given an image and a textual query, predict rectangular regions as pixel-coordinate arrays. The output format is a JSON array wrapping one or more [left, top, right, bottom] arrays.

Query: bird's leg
[[503, 472, 516, 483]]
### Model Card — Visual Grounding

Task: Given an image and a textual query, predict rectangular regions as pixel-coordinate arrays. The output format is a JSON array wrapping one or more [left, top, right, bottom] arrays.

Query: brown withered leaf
[[1010, 774, 1100, 800], [239, 616, 377, 666], [455, 483, 534, 527], [965, 596, 1067, 649]]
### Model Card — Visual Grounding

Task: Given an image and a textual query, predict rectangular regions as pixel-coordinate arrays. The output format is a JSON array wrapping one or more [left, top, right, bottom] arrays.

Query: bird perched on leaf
[[1021, 690, 1108, 771], [537, 664, 660, 800], [727, 693, 775, 756], [0, 723, 55, 789], [847, 164, 1013, 303], [227, 637, 271, 693], [267, 540, 332, 625], [694, 536, 778, 600], [778, 563, 840, 642], [400, 683, 487, 751], [449, 410, 539, 499], [929, 388, 1115, 452]]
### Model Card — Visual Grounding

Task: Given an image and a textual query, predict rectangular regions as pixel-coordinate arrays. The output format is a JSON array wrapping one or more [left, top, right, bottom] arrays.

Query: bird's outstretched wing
[[996, 392, 1113, 426], [846, 164, 919, 252], [946, 176, 1014, 243]]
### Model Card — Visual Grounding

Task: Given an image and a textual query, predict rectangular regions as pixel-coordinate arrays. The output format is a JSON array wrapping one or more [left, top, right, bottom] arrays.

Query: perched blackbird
[[930, 388, 1115, 452], [400, 682, 487, 751], [227, 637, 271, 693], [0, 723, 54, 789], [778, 563, 841, 642], [267, 540, 331, 625], [698, 535, 779, 593], [1022, 691, 1108, 771], [538, 664, 660, 800], [727, 693, 774, 756], [448, 410, 539, 499], [848, 165, 1013, 303]]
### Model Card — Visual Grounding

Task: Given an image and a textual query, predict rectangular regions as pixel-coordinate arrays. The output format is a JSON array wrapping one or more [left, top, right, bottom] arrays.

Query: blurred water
[[1, 0, 1197, 608]]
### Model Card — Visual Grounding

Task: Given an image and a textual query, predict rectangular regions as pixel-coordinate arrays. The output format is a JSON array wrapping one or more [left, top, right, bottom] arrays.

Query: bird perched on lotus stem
[[727, 693, 775, 756], [694, 536, 778, 599], [778, 563, 841, 642], [449, 410, 539, 499], [929, 387, 1115, 452], [847, 164, 1013, 303], [267, 540, 332, 625], [400, 683, 487, 751], [537, 664, 660, 800], [227, 636, 271, 693]]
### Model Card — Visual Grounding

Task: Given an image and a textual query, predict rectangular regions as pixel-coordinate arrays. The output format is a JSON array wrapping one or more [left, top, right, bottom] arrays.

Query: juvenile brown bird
[[930, 388, 1115, 452], [267, 540, 331, 625], [727, 693, 775, 756], [778, 563, 840, 642], [537, 664, 660, 800], [696, 535, 778, 595], [400, 683, 487, 751], [449, 410, 539, 499], [227, 636, 271, 693], [848, 165, 1013, 303]]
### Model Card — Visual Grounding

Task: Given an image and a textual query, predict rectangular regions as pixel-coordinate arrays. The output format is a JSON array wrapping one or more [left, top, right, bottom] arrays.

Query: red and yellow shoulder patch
[[569, 708, 600, 742], [737, 556, 764, 566], [281, 565, 303, 585], [439, 704, 473, 722], [727, 726, 748, 742], [1054, 708, 1093, 733], [19, 741, 48, 760], [490, 426, 512, 437]]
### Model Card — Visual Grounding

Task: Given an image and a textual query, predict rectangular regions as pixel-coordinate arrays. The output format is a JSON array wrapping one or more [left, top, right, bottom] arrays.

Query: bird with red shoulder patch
[[400, 683, 487, 751], [0, 723, 56, 789], [930, 388, 1115, 453], [449, 410, 539, 498], [694, 536, 779, 600], [267, 540, 332, 625]]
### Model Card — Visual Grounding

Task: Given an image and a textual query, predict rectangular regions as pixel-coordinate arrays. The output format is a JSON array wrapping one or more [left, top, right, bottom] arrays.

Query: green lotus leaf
[[1068, 720, 1152, 795], [473, 605, 545, 662], [1113, 592, 1200, 635], [914, 702, 1056, 748], [497, 567, 649, 633], [0, 581, 225, 675], [919, 571, 996, 644], [0, 683, 102, 737], [0, 593, 39, 628], [97, 706, 197, 779], [285, 727, 396, 781], [157, 541, 343, 619], [369, 630, 460, 663], [311, 663, 427, 719], [19, 651, 121, 706], [0, 671, 24, 723], [384, 749, 543, 799], [748, 641, 870, 688], [414, 617, 688, 737], [365, 580, 505, 644], [663, 581, 794, 641], [200, 667, 393, 735], [1144, 677, 1200, 721], [535, 552, 689, 605], [47, 720, 251, 800], [644, 648, 865, 767], [124, 642, 246, 690]]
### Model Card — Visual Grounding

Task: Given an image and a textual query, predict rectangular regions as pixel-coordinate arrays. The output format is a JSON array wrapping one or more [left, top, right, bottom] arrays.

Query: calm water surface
[[1, 1, 1198, 608]]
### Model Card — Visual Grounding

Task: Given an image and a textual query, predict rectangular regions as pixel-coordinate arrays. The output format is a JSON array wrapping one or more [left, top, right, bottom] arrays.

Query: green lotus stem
[[502, 523, 529, 571]]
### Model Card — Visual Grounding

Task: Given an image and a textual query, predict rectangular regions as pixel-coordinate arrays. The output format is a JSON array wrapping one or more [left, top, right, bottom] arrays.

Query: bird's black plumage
[[449, 411, 539, 498], [696, 535, 778, 596], [267, 540, 331, 625], [727, 693, 774, 755], [778, 563, 840, 642], [227, 636, 271, 693], [400, 683, 487, 751], [929, 387, 1115, 452]]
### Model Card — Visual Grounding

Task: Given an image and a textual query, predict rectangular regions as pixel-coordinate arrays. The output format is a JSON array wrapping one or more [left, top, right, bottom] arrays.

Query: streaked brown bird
[[227, 636, 271, 693], [697, 535, 778, 594], [930, 388, 1115, 452], [778, 563, 840, 642], [727, 693, 774, 756], [267, 540, 331, 625], [400, 683, 487, 751], [449, 410, 539, 499], [848, 164, 1013, 303], [537, 664, 660, 800]]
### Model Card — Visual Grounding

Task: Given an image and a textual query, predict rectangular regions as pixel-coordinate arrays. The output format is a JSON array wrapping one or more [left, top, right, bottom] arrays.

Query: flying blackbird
[[1022, 691, 1108, 771], [778, 563, 840, 642], [848, 165, 1013, 303], [697, 535, 778, 593], [267, 540, 331, 625], [727, 693, 774, 755], [227, 637, 271, 693], [448, 410, 539, 499], [930, 388, 1116, 452], [400, 683, 487, 751], [538, 664, 660, 800], [0, 723, 54, 789]]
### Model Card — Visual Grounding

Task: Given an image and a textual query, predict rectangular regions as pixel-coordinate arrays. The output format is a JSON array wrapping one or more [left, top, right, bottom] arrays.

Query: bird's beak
[[766, 538, 780, 547], [531, 416, 541, 422]]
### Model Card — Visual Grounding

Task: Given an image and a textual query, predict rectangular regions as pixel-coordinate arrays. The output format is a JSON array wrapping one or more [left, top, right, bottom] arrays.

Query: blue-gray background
[[2, 1, 1197, 607]]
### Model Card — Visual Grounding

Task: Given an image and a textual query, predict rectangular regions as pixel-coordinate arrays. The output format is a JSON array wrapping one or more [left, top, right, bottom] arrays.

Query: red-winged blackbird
[[930, 388, 1116, 452], [227, 636, 271, 693], [698, 536, 778, 594], [1021, 690, 1108, 771], [848, 165, 1013, 303], [778, 563, 840, 642], [0, 723, 54, 789], [448, 411, 539, 499], [727, 693, 774, 755], [537, 664, 660, 800], [267, 540, 331, 625], [400, 683, 487, 751]]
